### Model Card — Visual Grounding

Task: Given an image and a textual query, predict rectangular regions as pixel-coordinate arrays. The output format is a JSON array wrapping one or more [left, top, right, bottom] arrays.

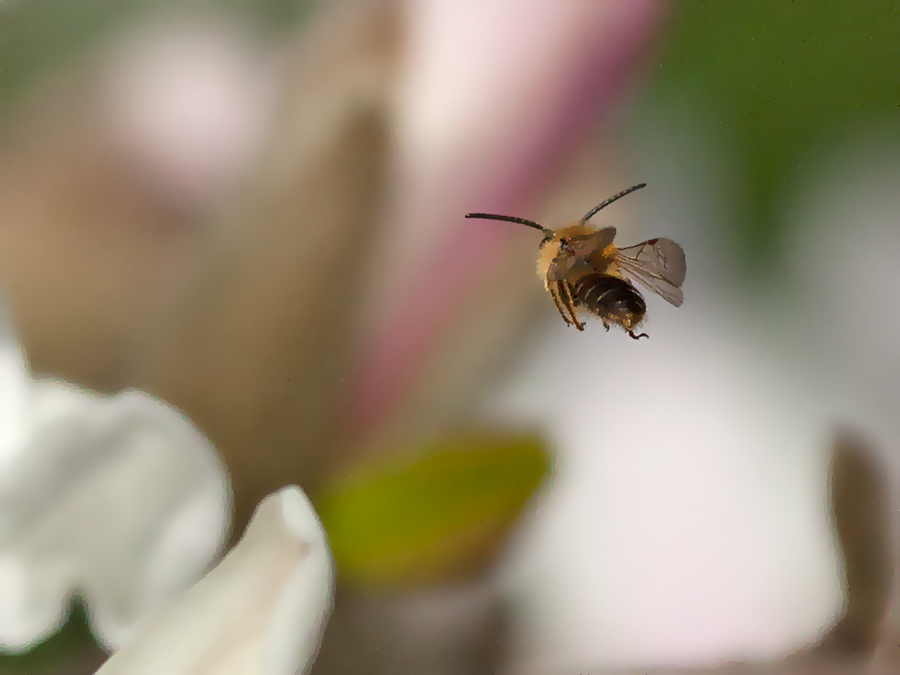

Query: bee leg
[[627, 330, 649, 340], [603, 322, 610, 332], [558, 281, 584, 331], [549, 287, 574, 327]]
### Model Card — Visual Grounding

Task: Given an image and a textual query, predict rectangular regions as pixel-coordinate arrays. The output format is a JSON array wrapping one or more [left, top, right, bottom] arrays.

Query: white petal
[[0, 302, 34, 469], [0, 303, 229, 653], [95, 486, 334, 675]]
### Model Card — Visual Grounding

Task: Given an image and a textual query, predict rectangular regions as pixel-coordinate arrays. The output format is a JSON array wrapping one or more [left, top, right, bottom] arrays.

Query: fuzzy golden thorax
[[536, 223, 617, 290]]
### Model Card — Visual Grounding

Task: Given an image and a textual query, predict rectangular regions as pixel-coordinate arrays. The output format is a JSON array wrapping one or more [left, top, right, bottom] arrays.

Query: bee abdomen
[[572, 274, 646, 324]]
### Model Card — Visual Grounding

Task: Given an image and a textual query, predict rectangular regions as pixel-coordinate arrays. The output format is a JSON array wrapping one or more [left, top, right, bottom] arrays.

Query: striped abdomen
[[572, 273, 646, 330]]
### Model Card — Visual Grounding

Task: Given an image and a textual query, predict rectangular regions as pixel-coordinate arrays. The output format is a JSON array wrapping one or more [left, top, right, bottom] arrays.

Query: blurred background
[[0, 0, 899, 673]]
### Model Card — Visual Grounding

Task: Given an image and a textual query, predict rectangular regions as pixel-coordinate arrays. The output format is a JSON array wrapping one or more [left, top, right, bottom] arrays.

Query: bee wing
[[572, 226, 616, 251], [546, 227, 617, 283], [566, 227, 616, 260], [614, 238, 686, 307]]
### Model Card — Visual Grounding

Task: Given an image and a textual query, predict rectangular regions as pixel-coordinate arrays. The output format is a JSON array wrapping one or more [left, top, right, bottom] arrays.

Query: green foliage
[[642, 0, 900, 270], [0, 603, 106, 674], [316, 431, 551, 589]]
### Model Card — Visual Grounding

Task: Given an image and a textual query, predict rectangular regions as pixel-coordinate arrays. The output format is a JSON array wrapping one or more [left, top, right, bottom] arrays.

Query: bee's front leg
[[549, 286, 574, 327], [558, 281, 585, 331]]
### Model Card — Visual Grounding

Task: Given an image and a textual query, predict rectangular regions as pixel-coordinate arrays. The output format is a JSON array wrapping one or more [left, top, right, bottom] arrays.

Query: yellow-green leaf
[[315, 430, 551, 589]]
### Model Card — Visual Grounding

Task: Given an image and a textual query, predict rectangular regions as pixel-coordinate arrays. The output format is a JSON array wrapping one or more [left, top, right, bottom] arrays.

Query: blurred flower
[[487, 299, 844, 670], [351, 0, 667, 450], [0, 301, 229, 653], [481, 120, 900, 671], [782, 143, 900, 666], [0, 0, 668, 669], [102, 15, 278, 215], [0, 15, 278, 395], [95, 485, 332, 675]]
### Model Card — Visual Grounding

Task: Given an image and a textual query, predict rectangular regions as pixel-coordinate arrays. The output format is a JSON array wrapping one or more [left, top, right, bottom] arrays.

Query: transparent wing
[[568, 227, 616, 267], [614, 237, 686, 307], [566, 226, 617, 259]]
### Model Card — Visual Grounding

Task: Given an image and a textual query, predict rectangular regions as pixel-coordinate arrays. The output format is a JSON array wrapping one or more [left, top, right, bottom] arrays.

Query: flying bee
[[465, 183, 685, 339]]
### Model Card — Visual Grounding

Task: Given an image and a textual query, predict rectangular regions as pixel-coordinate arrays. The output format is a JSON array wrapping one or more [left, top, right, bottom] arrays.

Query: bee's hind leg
[[627, 330, 649, 340]]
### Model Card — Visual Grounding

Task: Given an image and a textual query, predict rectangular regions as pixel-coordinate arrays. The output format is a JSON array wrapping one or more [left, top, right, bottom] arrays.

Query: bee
[[465, 183, 685, 339]]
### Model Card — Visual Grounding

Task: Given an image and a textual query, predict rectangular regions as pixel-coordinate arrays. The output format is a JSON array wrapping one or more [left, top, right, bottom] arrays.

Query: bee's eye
[[559, 237, 569, 247]]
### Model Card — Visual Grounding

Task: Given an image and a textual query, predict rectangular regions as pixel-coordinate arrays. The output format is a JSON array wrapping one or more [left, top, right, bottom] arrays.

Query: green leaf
[[639, 0, 900, 273], [315, 431, 551, 589], [0, 602, 107, 674]]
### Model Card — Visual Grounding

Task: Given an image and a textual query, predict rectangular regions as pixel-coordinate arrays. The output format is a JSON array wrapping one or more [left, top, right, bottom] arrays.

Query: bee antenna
[[465, 212, 552, 236], [580, 183, 647, 224]]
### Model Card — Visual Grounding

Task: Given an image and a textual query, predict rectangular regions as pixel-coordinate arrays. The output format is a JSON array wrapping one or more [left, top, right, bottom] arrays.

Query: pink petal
[[350, 0, 666, 435]]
